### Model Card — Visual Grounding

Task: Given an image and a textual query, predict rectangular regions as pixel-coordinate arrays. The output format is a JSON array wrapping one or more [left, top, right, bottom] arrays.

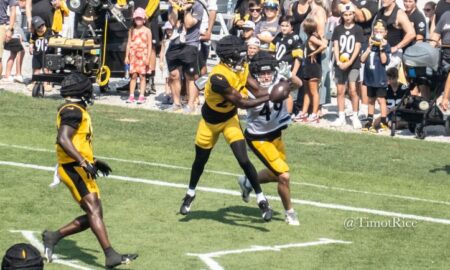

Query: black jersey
[[291, 1, 311, 35], [386, 83, 408, 109], [271, 32, 304, 65], [30, 29, 52, 55], [408, 9, 427, 39], [377, 5, 404, 47], [331, 24, 365, 69], [351, 0, 378, 40]]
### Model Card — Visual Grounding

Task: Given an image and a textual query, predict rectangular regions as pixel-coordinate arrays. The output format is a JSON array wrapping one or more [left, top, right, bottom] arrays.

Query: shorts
[[195, 114, 245, 149], [198, 42, 210, 69], [246, 136, 289, 176], [58, 162, 100, 203], [32, 54, 44, 69], [367, 86, 387, 98], [4, 38, 24, 52], [334, 68, 360, 84], [301, 62, 321, 80], [166, 44, 200, 76]]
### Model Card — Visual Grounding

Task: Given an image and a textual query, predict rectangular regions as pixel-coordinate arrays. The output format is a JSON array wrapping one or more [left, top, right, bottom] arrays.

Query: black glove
[[95, 159, 112, 177], [81, 161, 98, 179]]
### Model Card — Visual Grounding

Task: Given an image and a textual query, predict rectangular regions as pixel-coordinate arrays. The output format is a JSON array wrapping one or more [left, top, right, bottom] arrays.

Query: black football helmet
[[60, 73, 94, 105], [250, 51, 278, 87], [215, 35, 248, 72]]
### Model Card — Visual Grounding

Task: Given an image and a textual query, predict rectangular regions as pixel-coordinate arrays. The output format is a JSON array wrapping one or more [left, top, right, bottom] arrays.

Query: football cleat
[[105, 253, 138, 269], [238, 175, 253, 203], [285, 211, 300, 226], [258, 200, 273, 222], [42, 230, 58, 263], [180, 194, 196, 215]]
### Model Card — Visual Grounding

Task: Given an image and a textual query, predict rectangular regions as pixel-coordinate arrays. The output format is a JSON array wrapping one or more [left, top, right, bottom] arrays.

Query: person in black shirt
[[404, 0, 427, 44], [331, 4, 364, 128]]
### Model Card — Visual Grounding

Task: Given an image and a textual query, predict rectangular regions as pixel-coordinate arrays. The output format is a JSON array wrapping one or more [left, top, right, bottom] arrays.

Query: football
[[269, 80, 290, 103]]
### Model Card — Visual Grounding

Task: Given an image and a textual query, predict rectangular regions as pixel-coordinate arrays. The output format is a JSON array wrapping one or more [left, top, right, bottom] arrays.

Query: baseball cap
[[32, 16, 45, 29], [133, 7, 146, 19], [339, 3, 355, 13], [246, 37, 261, 47], [263, 0, 279, 8], [242, 21, 255, 30]]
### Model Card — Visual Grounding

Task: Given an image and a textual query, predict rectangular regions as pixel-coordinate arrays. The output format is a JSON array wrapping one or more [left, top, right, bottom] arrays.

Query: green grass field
[[1, 90, 450, 269]]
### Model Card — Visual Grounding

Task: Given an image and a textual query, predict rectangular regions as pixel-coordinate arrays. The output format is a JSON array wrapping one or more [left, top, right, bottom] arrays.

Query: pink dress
[[129, 28, 150, 75]]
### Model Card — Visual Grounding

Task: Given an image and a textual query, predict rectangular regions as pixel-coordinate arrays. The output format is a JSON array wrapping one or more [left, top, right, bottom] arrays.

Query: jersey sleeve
[[292, 37, 304, 59], [210, 74, 231, 94], [412, 13, 427, 38], [60, 106, 83, 129], [191, 3, 204, 22]]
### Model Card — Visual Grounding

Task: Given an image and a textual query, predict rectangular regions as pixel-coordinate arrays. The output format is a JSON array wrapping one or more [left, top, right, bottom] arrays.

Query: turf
[[0, 90, 449, 269]]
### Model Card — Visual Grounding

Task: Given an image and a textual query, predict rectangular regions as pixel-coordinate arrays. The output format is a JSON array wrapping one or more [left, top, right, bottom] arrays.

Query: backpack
[[1, 243, 43, 270]]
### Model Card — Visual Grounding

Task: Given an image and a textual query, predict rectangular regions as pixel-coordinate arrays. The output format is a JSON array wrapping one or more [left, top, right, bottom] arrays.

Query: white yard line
[[9, 230, 95, 270], [1, 142, 449, 206], [1, 160, 450, 225], [186, 238, 352, 270]]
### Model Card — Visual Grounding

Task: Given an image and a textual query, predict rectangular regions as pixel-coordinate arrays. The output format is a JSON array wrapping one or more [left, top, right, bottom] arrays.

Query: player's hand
[[80, 161, 98, 179], [275, 61, 292, 80], [95, 159, 112, 177]]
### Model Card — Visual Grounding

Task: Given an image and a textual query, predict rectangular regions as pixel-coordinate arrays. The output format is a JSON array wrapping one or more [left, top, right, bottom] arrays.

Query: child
[[241, 20, 255, 42], [246, 37, 260, 61], [28, 16, 53, 91], [159, 21, 173, 105], [124, 8, 152, 104], [255, 0, 280, 50], [360, 19, 391, 133], [4, 0, 26, 83], [373, 67, 408, 129], [270, 15, 303, 114], [295, 17, 327, 123], [331, 4, 364, 128]]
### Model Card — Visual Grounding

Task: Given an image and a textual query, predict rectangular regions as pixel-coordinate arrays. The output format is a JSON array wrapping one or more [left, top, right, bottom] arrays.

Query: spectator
[[404, 0, 427, 44], [288, 0, 311, 37], [25, 0, 53, 29], [241, 20, 255, 42], [246, 37, 260, 60], [432, 0, 450, 31], [159, 21, 174, 105], [28, 16, 52, 91], [423, 1, 436, 30], [4, 0, 24, 83], [376, 0, 415, 70], [0, 0, 17, 79], [249, 1, 263, 27], [331, 3, 363, 128], [124, 8, 152, 105], [294, 17, 327, 123], [270, 15, 303, 113], [332, 0, 380, 119], [373, 67, 408, 129], [199, 0, 218, 76], [232, 0, 254, 34], [360, 19, 391, 133], [166, 0, 203, 113], [255, 0, 280, 50]]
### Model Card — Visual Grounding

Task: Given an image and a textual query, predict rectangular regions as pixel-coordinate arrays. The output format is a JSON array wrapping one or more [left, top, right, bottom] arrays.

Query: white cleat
[[285, 211, 300, 226], [351, 116, 362, 129]]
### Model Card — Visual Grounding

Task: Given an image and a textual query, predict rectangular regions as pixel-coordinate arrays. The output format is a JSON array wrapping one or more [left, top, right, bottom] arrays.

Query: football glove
[[81, 161, 98, 179], [95, 159, 112, 177], [275, 61, 292, 80]]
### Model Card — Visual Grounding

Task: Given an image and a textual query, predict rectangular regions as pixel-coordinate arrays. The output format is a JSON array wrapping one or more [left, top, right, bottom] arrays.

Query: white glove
[[275, 61, 292, 80]]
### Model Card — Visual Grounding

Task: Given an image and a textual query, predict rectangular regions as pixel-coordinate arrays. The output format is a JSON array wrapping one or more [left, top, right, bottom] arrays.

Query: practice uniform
[[56, 103, 99, 203], [195, 63, 249, 149], [332, 23, 364, 84], [245, 76, 291, 175], [270, 32, 303, 65]]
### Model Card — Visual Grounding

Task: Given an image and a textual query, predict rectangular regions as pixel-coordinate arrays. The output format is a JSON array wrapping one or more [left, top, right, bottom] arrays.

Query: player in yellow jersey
[[42, 73, 137, 269], [179, 35, 274, 221]]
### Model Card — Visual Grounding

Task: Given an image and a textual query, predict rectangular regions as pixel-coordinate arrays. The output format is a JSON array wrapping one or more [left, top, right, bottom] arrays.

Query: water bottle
[[124, 64, 130, 79], [227, 0, 233, 15]]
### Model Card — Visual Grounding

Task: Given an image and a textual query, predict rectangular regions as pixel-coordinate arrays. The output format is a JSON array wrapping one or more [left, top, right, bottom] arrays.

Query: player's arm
[[246, 75, 268, 98], [211, 74, 269, 109]]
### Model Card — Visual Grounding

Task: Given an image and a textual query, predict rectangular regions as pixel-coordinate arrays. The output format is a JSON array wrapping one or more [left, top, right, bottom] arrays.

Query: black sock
[[189, 146, 212, 190], [367, 114, 374, 126], [381, 117, 387, 125]]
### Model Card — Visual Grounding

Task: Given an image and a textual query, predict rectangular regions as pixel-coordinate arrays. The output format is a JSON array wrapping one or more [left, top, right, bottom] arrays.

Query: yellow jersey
[[56, 103, 94, 164]]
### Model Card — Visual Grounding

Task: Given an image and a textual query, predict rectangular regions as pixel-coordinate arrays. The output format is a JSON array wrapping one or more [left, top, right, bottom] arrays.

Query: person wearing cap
[[124, 7, 152, 104], [331, 3, 364, 128], [241, 20, 255, 42], [43, 73, 138, 269], [247, 37, 261, 60], [159, 21, 174, 105], [360, 19, 391, 133], [0, 0, 17, 78], [255, 0, 280, 50], [28, 16, 53, 92]]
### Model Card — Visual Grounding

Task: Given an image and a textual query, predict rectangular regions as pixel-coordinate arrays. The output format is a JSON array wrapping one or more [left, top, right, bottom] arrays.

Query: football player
[[179, 35, 274, 221], [42, 73, 138, 269], [238, 51, 300, 226]]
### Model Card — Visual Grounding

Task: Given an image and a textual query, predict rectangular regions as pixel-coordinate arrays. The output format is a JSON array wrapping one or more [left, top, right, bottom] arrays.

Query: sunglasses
[[250, 8, 261, 12], [423, 8, 432, 12]]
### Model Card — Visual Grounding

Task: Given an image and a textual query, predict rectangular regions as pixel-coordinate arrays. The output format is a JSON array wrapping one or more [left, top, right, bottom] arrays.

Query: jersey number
[[276, 44, 287, 61], [259, 102, 283, 121], [339, 35, 355, 53]]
